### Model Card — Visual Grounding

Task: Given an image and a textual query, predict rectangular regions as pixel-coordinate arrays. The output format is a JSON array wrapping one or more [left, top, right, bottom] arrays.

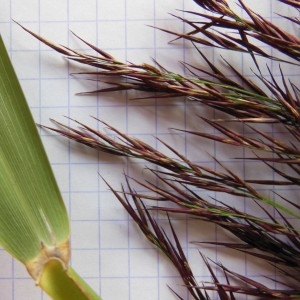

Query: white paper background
[[0, 1, 299, 299]]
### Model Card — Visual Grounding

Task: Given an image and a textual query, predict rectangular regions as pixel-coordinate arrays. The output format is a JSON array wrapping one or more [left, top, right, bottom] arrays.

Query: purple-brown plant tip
[[24, 0, 300, 298], [173, 0, 300, 63], [279, 0, 300, 8], [193, 0, 230, 12]]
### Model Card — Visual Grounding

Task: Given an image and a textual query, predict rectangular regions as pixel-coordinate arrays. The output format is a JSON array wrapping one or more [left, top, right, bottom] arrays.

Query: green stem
[[39, 259, 101, 300]]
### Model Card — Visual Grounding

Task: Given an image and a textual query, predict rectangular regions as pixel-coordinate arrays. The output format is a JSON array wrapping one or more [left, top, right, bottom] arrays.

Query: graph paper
[[0, 0, 299, 299]]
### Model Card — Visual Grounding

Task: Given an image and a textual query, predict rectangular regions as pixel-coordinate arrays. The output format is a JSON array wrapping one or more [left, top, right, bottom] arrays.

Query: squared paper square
[[13, 260, 30, 279], [19, 79, 40, 108], [0, 0, 10, 22], [0, 279, 12, 300], [71, 249, 100, 277], [39, 107, 69, 126], [129, 249, 158, 277], [70, 163, 99, 192], [11, 51, 39, 79], [154, 1, 183, 20], [126, 21, 155, 49], [98, 0, 126, 21], [101, 278, 129, 300], [100, 221, 129, 249], [40, 0, 68, 22], [71, 192, 99, 221], [127, 105, 156, 134], [40, 51, 69, 79], [0, 250, 12, 278], [130, 278, 158, 300], [126, 0, 154, 20], [126, 48, 156, 65], [98, 106, 127, 130], [156, 104, 185, 133], [14, 279, 41, 300], [97, 21, 126, 50], [41, 135, 69, 164], [41, 79, 69, 107], [71, 220, 100, 249], [98, 163, 127, 192], [51, 164, 70, 193], [69, 0, 97, 21], [11, 0, 39, 22], [99, 191, 129, 221], [100, 249, 129, 277]]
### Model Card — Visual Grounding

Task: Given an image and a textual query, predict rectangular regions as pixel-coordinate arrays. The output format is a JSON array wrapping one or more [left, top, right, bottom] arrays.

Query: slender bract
[[0, 36, 100, 299]]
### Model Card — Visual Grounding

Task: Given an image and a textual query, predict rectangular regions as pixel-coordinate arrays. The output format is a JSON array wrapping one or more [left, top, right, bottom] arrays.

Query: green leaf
[[0, 34, 101, 300], [0, 34, 69, 265]]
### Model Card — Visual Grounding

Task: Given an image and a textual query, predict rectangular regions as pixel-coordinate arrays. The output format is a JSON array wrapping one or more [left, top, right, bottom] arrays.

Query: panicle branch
[[172, 0, 300, 63]]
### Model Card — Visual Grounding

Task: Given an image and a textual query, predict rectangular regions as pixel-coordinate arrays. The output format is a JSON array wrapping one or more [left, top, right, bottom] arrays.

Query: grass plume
[[23, 0, 300, 298]]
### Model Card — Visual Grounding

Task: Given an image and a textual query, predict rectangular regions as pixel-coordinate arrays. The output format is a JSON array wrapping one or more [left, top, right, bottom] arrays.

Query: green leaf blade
[[0, 35, 69, 264]]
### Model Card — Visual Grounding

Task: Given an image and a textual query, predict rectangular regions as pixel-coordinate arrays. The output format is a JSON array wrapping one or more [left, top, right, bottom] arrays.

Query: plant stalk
[[39, 259, 100, 300]]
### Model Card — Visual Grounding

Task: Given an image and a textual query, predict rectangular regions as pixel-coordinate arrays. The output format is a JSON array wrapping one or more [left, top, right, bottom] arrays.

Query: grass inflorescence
[[22, 0, 300, 299]]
